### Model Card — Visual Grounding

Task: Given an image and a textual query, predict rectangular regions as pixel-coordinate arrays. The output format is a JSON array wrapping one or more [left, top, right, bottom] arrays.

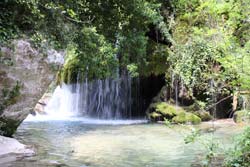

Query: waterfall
[[209, 78, 217, 119], [25, 74, 165, 122], [43, 75, 133, 120], [171, 73, 179, 107], [175, 79, 178, 107]]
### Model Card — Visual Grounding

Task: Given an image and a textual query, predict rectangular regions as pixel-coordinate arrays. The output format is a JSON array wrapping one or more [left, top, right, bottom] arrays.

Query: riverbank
[[0, 135, 34, 165]]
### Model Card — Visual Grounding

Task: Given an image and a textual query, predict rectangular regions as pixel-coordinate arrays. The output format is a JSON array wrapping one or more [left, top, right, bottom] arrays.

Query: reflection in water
[[8, 121, 243, 167]]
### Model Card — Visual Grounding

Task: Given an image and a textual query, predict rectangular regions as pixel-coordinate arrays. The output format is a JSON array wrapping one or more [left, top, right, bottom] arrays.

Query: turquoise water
[[6, 120, 244, 167]]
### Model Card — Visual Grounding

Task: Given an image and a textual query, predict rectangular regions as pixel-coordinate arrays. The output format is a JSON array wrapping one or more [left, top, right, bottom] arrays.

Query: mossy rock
[[233, 110, 250, 123], [148, 112, 162, 121], [185, 100, 206, 112], [172, 112, 201, 125], [147, 102, 202, 124], [184, 100, 212, 121], [155, 102, 177, 117], [155, 102, 186, 118], [192, 110, 212, 121]]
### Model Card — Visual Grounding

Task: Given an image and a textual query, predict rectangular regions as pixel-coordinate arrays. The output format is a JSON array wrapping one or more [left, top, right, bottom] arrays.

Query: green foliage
[[63, 33, 114, 82], [1, 0, 171, 81], [169, 39, 220, 91], [184, 129, 222, 167], [184, 128, 201, 144], [224, 127, 250, 167], [118, 31, 148, 72], [127, 64, 139, 78], [143, 40, 169, 76], [169, 0, 250, 108], [60, 27, 118, 83], [164, 118, 172, 127], [201, 137, 220, 167]]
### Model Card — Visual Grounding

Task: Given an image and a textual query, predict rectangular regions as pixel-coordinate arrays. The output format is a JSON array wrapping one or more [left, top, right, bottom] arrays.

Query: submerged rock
[[0, 40, 64, 136]]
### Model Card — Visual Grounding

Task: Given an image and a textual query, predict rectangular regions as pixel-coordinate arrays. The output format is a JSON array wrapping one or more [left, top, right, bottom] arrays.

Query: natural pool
[[5, 119, 244, 167]]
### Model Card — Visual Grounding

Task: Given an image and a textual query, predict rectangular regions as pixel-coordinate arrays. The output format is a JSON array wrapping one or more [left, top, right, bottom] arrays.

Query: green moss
[[172, 112, 201, 124], [185, 100, 212, 121], [57, 28, 118, 84], [154, 102, 185, 118], [193, 111, 212, 121], [233, 110, 250, 123], [148, 112, 162, 119], [186, 100, 206, 112], [147, 102, 202, 124]]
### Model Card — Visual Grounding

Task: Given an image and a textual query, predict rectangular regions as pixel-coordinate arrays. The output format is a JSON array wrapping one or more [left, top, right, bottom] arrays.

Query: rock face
[[0, 40, 64, 137], [34, 93, 52, 114]]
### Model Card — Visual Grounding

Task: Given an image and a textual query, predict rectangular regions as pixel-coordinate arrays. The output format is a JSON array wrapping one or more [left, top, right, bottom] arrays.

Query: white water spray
[[25, 76, 143, 123]]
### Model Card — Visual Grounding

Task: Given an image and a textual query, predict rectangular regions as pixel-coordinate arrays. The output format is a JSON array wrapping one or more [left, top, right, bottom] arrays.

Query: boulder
[[0, 135, 34, 165], [0, 135, 34, 156], [172, 112, 201, 124], [185, 101, 212, 121], [233, 110, 250, 123], [147, 102, 201, 124], [0, 40, 64, 136]]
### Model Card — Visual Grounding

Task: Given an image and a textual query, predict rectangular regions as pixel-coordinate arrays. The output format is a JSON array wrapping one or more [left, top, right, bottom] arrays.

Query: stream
[[4, 119, 244, 167]]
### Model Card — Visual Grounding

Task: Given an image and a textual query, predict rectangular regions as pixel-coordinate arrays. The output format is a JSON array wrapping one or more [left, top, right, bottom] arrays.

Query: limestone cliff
[[0, 40, 64, 136]]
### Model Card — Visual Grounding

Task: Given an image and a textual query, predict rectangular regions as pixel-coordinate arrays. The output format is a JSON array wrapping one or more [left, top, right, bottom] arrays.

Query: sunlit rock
[[0, 135, 34, 163], [0, 40, 64, 136]]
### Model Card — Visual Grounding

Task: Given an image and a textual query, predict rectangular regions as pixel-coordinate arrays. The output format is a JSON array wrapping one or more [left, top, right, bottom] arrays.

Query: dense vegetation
[[1, 0, 249, 100], [1, 1, 249, 111], [225, 127, 250, 167], [1, 0, 172, 82], [1, 0, 250, 166]]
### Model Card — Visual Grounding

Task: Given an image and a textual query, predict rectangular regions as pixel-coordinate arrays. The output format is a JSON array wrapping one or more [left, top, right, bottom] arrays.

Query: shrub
[[224, 127, 250, 167]]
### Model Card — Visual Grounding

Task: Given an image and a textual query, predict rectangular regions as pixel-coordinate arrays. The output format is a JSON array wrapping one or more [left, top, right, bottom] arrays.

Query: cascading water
[[26, 75, 138, 121], [25, 70, 165, 123], [84, 75, 132, 119]]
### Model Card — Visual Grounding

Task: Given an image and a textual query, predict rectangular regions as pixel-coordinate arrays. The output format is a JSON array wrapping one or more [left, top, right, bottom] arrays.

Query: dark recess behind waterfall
[[131, 75, 165, 118]]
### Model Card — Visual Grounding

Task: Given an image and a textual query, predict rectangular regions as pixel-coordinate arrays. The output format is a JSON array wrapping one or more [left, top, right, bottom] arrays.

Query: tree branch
[[206, 95, 232, 110]]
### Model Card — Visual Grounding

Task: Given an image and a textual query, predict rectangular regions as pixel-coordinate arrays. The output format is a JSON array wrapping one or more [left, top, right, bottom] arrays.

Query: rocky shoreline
[[0, 135, 35, 165]]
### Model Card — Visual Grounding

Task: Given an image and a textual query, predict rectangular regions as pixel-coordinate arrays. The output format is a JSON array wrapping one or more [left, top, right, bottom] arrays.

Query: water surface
[[6, 120, 244, 167]]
